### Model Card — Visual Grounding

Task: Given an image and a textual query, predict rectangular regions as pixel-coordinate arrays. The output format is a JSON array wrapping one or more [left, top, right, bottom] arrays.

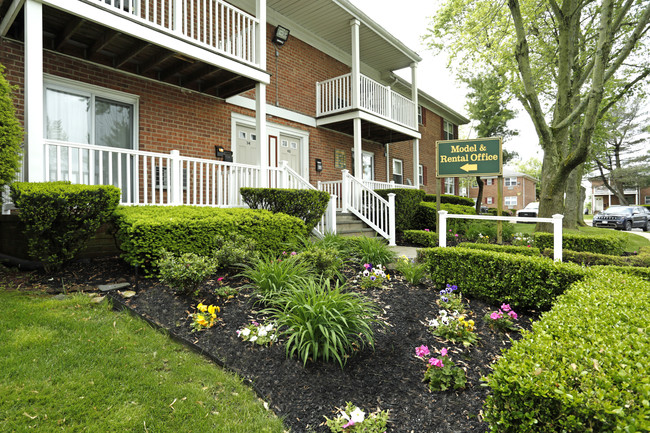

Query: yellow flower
[[197, 303, 207, 312], [386, 274, 391, 280], [208, 305, 216, 315], [211, 314, 217, 319], [458, 315, 466, 322], [468, 320, 475, 326]]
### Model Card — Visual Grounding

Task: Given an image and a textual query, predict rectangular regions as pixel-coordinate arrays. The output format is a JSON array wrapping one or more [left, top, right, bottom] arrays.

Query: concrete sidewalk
[[391, 245, 420, 259]]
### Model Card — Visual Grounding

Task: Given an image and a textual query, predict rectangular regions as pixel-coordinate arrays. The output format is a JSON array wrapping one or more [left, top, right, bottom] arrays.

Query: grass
[[511, 223, 650, 252], [0, 290, 286, 433]]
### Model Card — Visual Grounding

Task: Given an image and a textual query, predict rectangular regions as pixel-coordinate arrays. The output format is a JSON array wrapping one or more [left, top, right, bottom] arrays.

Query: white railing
[[437, 210, 565, 262], [318, 180, 343, 210], [363, 179, 418, 190], [316, 73, 417, 129], [93, 0, 260, 66]]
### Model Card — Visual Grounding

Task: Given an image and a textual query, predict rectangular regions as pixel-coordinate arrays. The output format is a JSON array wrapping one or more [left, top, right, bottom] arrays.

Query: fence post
[[329, 194, 337, 234], [341, 169, 350, 213], [552, 214, 564, 262], [388, 193, 396, 246], [438, 210, 448, 248], [170, 150, 181, 205]]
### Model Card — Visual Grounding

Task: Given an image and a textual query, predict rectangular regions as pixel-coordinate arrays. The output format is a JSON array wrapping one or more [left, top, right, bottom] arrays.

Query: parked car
[[592, 206, 649, 231], [516, 202, 539, 223]]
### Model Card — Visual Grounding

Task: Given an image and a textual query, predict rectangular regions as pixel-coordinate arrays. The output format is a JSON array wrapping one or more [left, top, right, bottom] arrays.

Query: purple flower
[[439, 290, 446, 296], [370, 276, 376, 281], [415, 345, 430, 358], [441, 296, 449, 303]]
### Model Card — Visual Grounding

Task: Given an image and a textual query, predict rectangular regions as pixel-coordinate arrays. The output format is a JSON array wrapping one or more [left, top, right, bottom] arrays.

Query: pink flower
[[455, 234, 458, 237], [440, 347, 448, 357], [217, 277, 224, 282], [415, 345, 430, 358], [508, 310, 518, 320], [490, 311, 503, 320], [342, 421, 355, 429], [291, 251, 297, 256], [501, 304, 511, 312], [424, 228, 430, 232], [429, 357, 444, 368]]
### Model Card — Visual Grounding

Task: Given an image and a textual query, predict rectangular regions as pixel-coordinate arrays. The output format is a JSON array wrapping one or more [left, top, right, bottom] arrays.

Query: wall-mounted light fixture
[[272, 25, 290, 46]]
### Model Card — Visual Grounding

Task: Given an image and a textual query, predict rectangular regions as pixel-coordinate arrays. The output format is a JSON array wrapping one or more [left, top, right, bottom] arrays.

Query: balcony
[[316, 73, 419, 143], [1, 0, 269, 98]]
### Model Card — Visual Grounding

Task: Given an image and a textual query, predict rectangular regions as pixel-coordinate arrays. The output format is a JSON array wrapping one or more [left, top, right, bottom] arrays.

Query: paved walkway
[[391, 245, 420, 259]]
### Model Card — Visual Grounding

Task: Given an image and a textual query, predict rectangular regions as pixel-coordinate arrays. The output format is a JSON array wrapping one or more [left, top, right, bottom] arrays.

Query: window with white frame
[[486, 197, 493, 204], [505, 196, 517, 206], [471, 179, 478, 188], [443, 120, 455, 140], [393, 158, 403, 184], [444, 177, 454, 194], [486, 178, 494, 185], [418, 164, 424, 185], [418, 106, 424, 125], [504, 177, 518, 187], [645, 196, 650, 204]]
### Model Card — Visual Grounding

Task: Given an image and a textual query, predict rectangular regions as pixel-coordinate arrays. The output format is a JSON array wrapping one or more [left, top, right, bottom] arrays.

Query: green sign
[[436, 138, 502, 177]]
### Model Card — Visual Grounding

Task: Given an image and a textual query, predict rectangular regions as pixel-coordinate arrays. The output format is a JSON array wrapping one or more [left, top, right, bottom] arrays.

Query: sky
[[348, 0, 543, 165]]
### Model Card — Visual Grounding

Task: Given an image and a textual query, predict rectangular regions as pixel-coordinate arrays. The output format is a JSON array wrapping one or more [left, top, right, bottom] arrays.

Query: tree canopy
[[0, 64, 23, 191]]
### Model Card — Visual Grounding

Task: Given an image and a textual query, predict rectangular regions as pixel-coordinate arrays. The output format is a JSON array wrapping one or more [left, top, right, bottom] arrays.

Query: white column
[[170, 150, 182, 205], [388, 193, 396, 246], [350, 19, 360, 109], [411, 63, 419, 188], [256, 0, 266, 70], [25, 0, 44, 182], [256, 83, 268, 187], [438, 210, 448, 248], [353, 118, 362, 180], [552, 214, 564, 262]]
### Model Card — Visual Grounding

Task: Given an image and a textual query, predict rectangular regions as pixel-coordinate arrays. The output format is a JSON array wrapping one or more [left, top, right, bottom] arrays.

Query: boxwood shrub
[[484, 269, 650, 432], [419, 247, 586, 310], [534, 232, 624, 255], [541, 248, 650, 267], [10, 182, 120, 271], [414, 202, 476, 233], [374, 188, 426, 232], [591, 265, 650, 281], [457, 242, 541, 257], [113, 205, 307, 272], [403, 229, 436, 247], [423, 194, 475, 206], [240, 187, 329, 230]]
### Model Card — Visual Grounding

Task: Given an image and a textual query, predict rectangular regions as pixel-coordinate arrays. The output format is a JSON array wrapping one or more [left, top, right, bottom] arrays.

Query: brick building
[[467, 168, 537, 211], [589, 178, 650, 212]]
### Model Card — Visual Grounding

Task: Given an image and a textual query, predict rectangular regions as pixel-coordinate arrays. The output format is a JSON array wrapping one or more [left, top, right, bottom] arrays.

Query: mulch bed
[[4, 256, 540, 433]]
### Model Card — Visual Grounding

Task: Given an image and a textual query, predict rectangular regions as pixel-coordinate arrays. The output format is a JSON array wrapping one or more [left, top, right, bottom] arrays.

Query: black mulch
[[7, 256, 540, 433]]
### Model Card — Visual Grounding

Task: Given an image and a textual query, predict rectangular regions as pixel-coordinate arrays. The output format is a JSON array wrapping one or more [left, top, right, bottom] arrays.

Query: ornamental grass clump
[[239, 253, 312, 305], [416, 346, 467, 391], [265, 278, 380, 368], [483, 303, 519, 332], [157, 250, 219, 296], [189, 302, 220, 332], [325, 402, 389, 432], [352, 236, 396, 266], [394, 255, 427, 284]]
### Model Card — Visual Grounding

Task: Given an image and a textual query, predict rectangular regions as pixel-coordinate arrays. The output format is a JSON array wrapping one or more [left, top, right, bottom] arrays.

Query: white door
[[235, 125, 259, 165], [594, 197, 604, 213], [362, 151, 374, 181], [279, 134, 301, 173]]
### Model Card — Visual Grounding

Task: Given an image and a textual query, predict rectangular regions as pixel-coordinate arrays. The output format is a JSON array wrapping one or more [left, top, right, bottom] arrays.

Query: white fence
[[93, 0, 260, 66], [437, 210, 565, 262], [316, 73, 417, 129]]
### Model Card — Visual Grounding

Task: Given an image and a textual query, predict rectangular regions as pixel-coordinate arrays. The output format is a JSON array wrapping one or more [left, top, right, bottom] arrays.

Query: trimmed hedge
[[418, 247, 586, 309], [113, 206, 307, 272], [414, 202, 476, 232], [457, 242, 541, 256], [423, 194, 475, 206], [591, 265, 650, 281], [534, 232, 625, 255], [375, 188, 426, 232], [484, 269, 650, 432], [10, 182, 120, 271], [240, 187, 329, 230], [486, 208, 512, 216], [403, 229, 437, 247], [542, 248, 650, 267]]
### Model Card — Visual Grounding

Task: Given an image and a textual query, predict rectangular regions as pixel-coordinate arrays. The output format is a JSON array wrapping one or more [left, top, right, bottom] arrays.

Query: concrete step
[[335, 212, 376, 237]]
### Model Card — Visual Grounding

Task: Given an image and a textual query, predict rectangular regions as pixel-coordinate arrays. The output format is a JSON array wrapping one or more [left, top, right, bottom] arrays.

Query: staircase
[[336, 212, 376, 237]]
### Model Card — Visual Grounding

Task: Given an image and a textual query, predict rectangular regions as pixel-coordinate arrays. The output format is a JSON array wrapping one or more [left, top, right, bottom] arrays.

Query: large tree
[[464, 74, 519, 214], [0, 65, 23, 191], [427, 0, 650, 230]]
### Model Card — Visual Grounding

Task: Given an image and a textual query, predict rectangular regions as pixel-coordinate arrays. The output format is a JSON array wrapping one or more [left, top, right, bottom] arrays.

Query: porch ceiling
[[321, 118, 414, 145], [1, 3, 257, 99]]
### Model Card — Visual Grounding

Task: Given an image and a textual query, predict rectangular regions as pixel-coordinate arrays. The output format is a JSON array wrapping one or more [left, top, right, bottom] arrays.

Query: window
[[418, 165, 423, 185], [505, 196, 517, 206], [471, 179, 478, 188], [444, 177, 454, 194], [443, 119, 454, 140], [645, 196, 650, 205], [486, 197, 493, 204], [418, 106, 425, 125], [393, 158, 403, 184], [505, 177, 518, 187], [486, 178, 494, 185]]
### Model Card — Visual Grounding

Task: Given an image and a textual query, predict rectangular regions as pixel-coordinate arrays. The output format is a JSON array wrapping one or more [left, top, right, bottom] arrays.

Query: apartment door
[[278, 134, 301, 174], [362, 151, 374, 181], [235, 125, 259, 165]]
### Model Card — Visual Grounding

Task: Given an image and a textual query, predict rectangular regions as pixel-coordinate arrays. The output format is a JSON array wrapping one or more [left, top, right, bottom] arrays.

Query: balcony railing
[[93, 0, 260, 66], [316, 73, 417, 130]]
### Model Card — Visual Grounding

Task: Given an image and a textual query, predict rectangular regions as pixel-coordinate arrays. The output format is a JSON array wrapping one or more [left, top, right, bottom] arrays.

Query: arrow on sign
[[460, 163, 478, 172]]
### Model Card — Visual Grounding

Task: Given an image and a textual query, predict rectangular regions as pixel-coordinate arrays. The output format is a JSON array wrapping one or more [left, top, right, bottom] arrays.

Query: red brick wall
[[467, 176, 536, 210]]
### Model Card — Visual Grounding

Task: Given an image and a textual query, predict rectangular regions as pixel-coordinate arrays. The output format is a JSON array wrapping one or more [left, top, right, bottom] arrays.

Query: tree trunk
[[474, 177, 484, 214], [577, 185, 586, 226], [535, 149, 567, 232]]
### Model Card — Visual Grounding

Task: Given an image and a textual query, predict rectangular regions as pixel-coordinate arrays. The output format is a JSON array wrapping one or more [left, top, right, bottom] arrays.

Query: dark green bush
[[423, 194, 475, 206], [10, 182, 120, 271], [486, 208, 512, 216], [296, 247, 344, 281], [157, 250, 219, 296], [541, 248, 637, 266], [0, 64, 23, 190], [212, 233, 260, 270], [113, 206, 307, 272], [403, 229, 437, 247], [414, 202, 476, 233], [484, 269, 650, 432], [458, 242, 541, 256], [591, 265, 650, 281], [374, 188, 426, 232], [419, 247, 586, 309], [240, 187, 329, 230], [534, 232, 625, 255], [463, 220, 515, 242]]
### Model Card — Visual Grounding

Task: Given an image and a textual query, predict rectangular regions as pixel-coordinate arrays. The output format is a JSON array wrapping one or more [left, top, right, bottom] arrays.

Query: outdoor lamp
[[273, 26, 290, 46]]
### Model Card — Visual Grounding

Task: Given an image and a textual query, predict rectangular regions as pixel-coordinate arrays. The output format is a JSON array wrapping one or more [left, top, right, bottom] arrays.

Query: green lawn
[[0, 290, 286, 433]]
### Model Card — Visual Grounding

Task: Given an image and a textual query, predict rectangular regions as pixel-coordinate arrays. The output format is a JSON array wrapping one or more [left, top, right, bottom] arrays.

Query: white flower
[[350, 407, 365, 423], [441, 317, 450, 325], [264, 324, 274, 332], [428, 318, 440, 328], [439, 310, 448, 317], [363, 270, 370, 277], [241, 328, 251, 337], [258, 329, 268, 337], [250, 336, 258, 342]]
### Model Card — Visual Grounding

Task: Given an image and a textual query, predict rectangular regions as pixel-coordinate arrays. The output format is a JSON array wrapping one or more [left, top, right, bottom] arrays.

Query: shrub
[[484, 269, 650, 432], [534, 232, 624, 255], [423, 194, 475, 206], [265, 278, 380, 368], [239, 254, 312, 305], [296, 247, 344, 281], [457, 242, 541, 257], [10, 182, 120, 271], [240, 187, 330, 230], [414, 202, 476, 233], [486, 208, 512, 216], [349, 236, 396, 265], [552, 246, 650, 267], [463, 220, 515, 243], [113, 206, 307, 272], [374, 188, 426, 232], [157, 250, 219, 296], [403, 229, 436, 247], [213, 233, 259, 269], [0, 64, 23, 190], [420, 247, 586, 310]]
